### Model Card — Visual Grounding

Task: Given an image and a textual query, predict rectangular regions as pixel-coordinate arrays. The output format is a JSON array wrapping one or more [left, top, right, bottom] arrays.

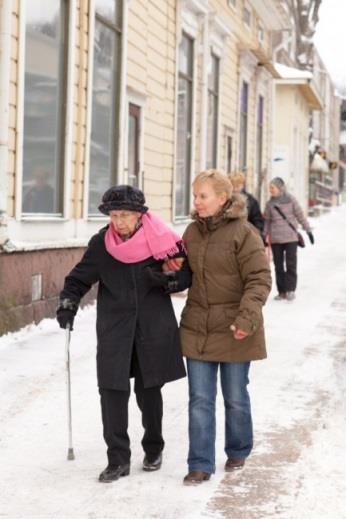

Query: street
[[1, 205, 346, 519]]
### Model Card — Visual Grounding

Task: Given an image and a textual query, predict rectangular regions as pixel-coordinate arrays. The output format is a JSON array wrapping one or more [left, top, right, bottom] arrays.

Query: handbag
[[273, 205, 305, 248]]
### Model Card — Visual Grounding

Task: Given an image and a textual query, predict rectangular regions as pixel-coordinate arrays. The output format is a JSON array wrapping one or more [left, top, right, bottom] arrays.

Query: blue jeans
[[187, 358, 253, 474]]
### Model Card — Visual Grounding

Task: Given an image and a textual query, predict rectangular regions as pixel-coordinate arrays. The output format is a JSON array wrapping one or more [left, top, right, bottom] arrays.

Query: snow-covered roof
[[274, 63, 313, 80]]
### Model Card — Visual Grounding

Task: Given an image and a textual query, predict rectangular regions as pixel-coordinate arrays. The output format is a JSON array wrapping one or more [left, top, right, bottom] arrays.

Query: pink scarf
[[104, 211, 184, 263]]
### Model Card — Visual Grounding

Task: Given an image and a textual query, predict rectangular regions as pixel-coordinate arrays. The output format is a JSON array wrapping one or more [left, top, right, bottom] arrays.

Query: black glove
[[57, 309, 75, 330], [56, 299, 78, 330], [145, 267, 178, 292], [307, 231, 314, 244]]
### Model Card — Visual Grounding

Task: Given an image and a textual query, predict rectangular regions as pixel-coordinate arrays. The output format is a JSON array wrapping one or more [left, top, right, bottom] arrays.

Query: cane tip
[[67, 448, 75, 460]]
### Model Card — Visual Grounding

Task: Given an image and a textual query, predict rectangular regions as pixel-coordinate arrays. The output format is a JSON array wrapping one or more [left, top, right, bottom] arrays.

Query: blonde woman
[[229, 171, 264, 237], [180, 170, 271, 485]]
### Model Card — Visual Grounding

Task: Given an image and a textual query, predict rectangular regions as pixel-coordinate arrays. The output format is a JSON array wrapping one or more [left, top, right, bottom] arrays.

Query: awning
[[274, 63, 323, 110]]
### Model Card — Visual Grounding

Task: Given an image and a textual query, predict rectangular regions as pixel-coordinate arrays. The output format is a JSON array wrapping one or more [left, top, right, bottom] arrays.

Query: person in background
[[229, 171, 265, 238], [180, 170, 271, 485], [263, 177, 314, 301], [22, 168, 54, 213], [56, 185, 191, 483]]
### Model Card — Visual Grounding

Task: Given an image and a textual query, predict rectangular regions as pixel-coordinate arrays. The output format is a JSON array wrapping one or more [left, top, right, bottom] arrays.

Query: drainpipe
[[0, 0, 12, 246]]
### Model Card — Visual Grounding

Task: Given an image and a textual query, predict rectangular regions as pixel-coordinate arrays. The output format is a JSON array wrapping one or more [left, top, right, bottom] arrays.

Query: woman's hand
[[162, 257, 184, 272], [230, 325, 248, 340]]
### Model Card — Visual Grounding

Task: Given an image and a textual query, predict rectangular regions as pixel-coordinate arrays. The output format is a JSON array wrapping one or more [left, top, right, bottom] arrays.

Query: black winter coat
[[243, 189, 265, 235], [60, 226, 190, 390]]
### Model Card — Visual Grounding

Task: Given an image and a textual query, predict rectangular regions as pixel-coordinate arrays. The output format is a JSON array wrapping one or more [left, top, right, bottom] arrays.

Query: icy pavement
[[1, 205, 346, 519]]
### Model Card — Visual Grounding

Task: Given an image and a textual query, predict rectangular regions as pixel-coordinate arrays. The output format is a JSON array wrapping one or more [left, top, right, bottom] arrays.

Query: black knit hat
[[270, 177, 286, 192], [98, 185, 148, 215]]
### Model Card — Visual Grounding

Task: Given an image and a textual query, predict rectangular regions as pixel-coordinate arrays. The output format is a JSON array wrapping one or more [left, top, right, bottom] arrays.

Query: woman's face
[[269, 184, 280, 197], [193, 180, 227, 218], [109, 210, 141, 237]]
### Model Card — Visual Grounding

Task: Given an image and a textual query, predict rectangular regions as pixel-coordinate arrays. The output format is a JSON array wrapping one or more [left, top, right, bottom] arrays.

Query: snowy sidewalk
[[1, 206, 346, 519]]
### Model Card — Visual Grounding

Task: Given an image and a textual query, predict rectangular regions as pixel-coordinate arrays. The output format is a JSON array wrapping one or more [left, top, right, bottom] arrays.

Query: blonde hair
[[193, 169, 233, 199], [229, 171, 245, 189]]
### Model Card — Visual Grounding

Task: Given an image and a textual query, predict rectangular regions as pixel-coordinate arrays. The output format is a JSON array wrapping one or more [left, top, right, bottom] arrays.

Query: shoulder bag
[[273, 205, 305, 248]]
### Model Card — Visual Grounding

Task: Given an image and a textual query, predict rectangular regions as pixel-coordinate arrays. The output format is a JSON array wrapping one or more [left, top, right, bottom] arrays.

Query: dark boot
[[143, 452, 162, 471], [225, 458, 245, 471], [183, 471, 211, 485], [98, 464, 130, 483]]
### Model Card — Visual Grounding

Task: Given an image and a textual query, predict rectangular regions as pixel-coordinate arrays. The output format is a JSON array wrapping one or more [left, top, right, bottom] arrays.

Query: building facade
[[0, 0, 288, 333]]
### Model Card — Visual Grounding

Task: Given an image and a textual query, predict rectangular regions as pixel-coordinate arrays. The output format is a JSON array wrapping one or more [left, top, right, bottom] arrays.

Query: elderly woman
[[56, 185, 191, 483], [263, 177, 314, 301], [180, 170, 271, 485]]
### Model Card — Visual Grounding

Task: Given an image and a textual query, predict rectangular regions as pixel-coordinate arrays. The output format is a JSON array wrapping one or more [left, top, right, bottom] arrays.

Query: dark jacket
[[60, 226, 191, 390], [180, 195, 271, 363], [242, 189, 265, 235]]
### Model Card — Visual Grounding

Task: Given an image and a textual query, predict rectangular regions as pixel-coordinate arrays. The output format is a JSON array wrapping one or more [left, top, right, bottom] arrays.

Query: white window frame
[[173, 0, 207, 222], [11, 0, 76, 243], [254, 66, 272, 201], [236, 51, 258, 172], [243, 3, 252, 30], [83, 0, 128, 222], [123, 89, 146, 190], [205, 15, 231, 170]]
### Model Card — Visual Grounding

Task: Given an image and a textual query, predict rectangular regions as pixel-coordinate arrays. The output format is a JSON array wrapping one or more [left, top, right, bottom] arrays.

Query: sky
[[1, 205, 346, 518], [314, 0, 346, 93]]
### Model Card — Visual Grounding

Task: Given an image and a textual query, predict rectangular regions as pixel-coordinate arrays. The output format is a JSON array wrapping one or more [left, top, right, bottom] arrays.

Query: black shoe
[[143, 452, 162, 471], [98, 463, 130, 483]]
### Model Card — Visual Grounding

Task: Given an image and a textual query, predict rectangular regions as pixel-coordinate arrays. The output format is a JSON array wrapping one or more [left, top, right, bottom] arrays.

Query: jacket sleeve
[[164, 242, 192, 294], [247, 194, 265, 234], [292, 196, 311, 232], [234, 227, 272, 335], [59, 235, 100, 307], [263, 202, 271, 238]]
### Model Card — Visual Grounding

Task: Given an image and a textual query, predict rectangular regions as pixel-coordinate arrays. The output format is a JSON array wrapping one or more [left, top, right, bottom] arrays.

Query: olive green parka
[[180, 195, 272, 363]]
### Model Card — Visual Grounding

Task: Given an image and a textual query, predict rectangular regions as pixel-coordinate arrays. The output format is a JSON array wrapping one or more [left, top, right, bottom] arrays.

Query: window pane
[[22, 0, 67, 214], [179, 34, 193, 76], [207, 54, 219, 168], [88, 19, 119, 214], [175, 76, 192, 217], [95, 0, 120, 25], [241, 81, 248, 113], [128, 111, 139, 187], [239, 81, 248, 170], [206, 92, 218, 169], [258, 95, 264, 124], [208, 54, 219, 92]]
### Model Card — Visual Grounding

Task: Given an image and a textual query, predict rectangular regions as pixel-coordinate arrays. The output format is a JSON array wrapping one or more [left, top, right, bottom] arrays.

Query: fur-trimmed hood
[[192, 193, 247, 233]]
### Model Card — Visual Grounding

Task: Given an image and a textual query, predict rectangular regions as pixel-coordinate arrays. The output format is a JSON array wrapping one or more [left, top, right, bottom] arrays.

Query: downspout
[[199, 11, 209, 171], [0, 0, 12, 246]]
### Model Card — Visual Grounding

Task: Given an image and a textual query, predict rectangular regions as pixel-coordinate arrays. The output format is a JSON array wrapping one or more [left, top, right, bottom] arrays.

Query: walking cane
[[65, 323, 75, 460]]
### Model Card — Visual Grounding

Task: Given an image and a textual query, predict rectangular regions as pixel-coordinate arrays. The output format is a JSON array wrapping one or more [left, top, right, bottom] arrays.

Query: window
[[206, 53, 219, 170], [127, 104, 141, 188], [239, 81, 249, 171], [175, 34, 194, 219], [226, 135, 233, 174], [22, 0, 69, 215], [243, 6, 251, 28], [88, 0, 122, 215], [255, 96, 264, 198], [257, 23, 264, 42]]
